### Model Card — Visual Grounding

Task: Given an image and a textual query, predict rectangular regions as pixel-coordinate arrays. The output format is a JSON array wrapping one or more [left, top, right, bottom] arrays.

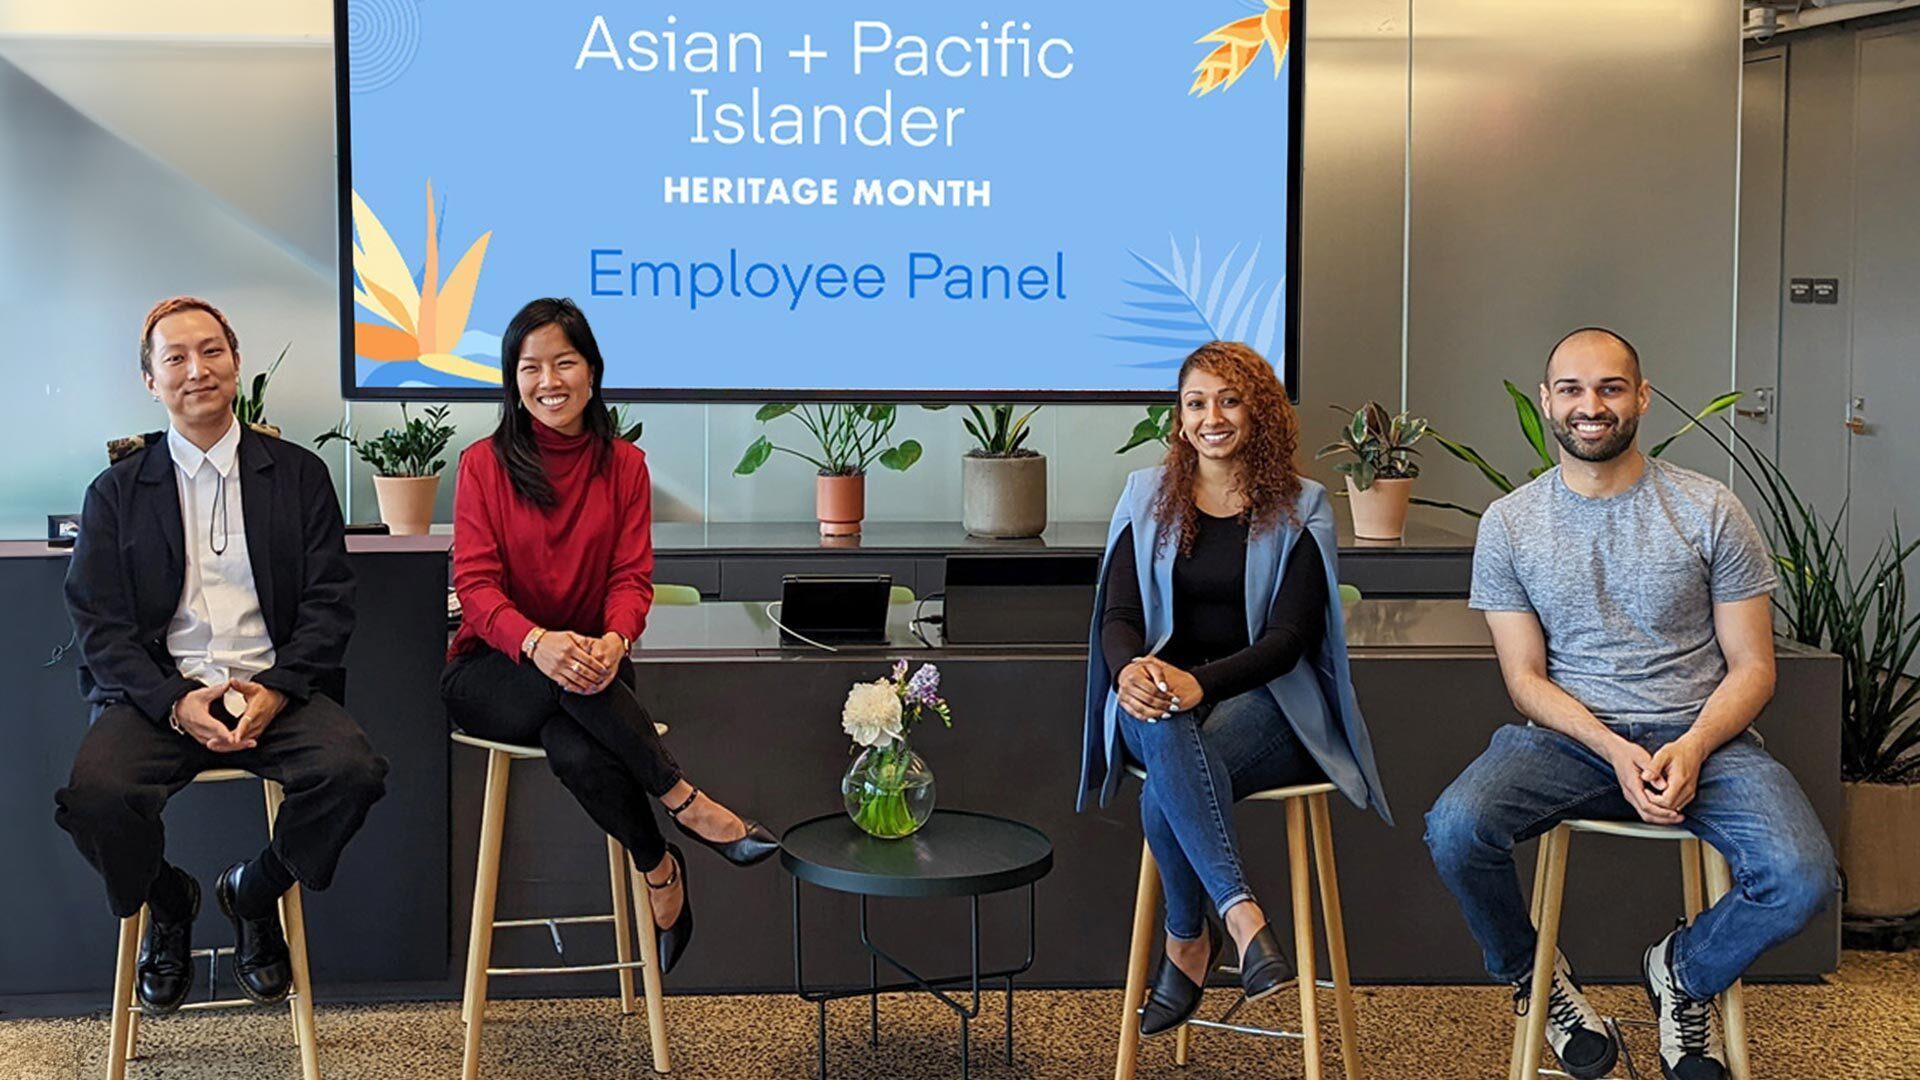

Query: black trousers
[[54, 695, 389, 918], [441, 648, 682, 869]]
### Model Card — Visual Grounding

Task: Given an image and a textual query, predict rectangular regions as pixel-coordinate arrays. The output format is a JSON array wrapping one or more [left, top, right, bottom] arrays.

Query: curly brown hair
[[1151, 341, 1302, 556]]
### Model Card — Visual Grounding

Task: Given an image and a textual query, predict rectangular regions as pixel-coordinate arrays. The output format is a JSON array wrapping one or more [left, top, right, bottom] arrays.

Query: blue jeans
[[1424, 722, 1837, 999], [1119, 689, 1325, 940]]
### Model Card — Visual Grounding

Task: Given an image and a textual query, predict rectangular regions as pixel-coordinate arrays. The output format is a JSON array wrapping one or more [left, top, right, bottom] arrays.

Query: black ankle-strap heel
[[665, 787, 781, 867]]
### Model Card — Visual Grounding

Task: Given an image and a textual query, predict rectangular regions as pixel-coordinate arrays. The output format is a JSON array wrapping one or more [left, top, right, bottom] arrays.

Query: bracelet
[[167, 697, 186, 736], [522, 626, 547, 658]]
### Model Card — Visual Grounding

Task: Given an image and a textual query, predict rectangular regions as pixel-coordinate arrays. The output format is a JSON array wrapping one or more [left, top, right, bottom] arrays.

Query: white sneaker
[[1642, 928, 1727, 1080], [1511, 949, 1619, 1080]]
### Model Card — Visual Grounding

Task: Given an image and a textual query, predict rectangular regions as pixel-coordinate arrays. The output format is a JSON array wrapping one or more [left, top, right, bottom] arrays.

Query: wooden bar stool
[[453, 729, 673, 1079], [1114, 765, 1362, 1080], [1511, 820, 1752, 1080], [103, 768, 320, 1080]]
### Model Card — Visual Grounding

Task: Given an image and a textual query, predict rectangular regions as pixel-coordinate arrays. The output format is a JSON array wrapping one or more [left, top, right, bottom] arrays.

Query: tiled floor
[[3, 950, 1915, 1078]]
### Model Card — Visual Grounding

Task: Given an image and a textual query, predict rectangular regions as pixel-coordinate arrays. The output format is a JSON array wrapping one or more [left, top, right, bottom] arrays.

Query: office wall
[[0, 2, 1747, 537], [1406, 2, 1741, 511]]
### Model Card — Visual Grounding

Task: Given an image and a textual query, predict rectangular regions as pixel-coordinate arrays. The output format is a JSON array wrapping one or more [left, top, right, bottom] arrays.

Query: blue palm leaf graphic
[[1104, 235, 1285, 367]]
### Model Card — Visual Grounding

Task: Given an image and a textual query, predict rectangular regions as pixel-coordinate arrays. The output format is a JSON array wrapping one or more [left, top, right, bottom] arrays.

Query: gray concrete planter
[[962, 453, 1048, 538]]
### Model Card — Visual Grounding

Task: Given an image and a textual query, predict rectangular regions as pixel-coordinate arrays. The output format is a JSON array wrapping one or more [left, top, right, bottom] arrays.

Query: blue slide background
[[342, 0, 1294, 396]]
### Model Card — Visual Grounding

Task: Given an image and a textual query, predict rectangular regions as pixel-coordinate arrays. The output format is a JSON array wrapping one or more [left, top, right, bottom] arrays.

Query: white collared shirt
[[166, 419, 275, 687]]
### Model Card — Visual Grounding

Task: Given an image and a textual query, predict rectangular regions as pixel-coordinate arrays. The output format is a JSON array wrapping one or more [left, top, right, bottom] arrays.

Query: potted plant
[[1317, 402, 1429, 541], [957, 404, 1045, 538], [1116, 404, 1174, 455], [232, 343, 290, 436], [733, 404, 922, 537], [1829, 531, 1920, 928], [315, 404, 456, 535], [1652, 387, 1920, 934], [840, 659, 952, 839]]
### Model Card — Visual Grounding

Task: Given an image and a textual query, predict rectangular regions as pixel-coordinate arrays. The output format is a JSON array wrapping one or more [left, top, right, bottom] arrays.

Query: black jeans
[[441, 647, 682, 869], [54, 695, 389, 918]]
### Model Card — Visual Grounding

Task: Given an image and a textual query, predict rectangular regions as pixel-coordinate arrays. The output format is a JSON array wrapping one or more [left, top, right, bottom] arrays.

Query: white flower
[[842, 679, 904, 748]]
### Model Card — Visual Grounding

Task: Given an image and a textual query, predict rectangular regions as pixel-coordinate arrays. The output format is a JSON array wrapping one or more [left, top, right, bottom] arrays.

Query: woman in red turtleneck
[[442, 298, 776, 978]]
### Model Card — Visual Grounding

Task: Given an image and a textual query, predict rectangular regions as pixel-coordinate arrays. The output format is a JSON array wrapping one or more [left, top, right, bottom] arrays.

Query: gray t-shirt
[[1469, 458, 1778, 727]]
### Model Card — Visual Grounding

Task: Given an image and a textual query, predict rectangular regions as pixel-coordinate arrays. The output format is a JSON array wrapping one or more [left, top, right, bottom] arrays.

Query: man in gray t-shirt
[[1470, 453, 1779, 727], [1423, 328, 1836, 1080]]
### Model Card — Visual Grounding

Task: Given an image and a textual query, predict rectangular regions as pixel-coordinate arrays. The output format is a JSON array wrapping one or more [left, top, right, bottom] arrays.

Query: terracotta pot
[[816, 473, 866, 537], [372, 474, 440, 536], [1841, 781, 1920, 918], [1345, 476, 1414, 541], [962, 453, 1048, 539]]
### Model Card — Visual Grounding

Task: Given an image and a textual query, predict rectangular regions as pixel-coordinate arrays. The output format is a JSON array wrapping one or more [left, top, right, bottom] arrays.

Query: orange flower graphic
[[1191, 0, 1292, 96], [352, 180, 499, 384]]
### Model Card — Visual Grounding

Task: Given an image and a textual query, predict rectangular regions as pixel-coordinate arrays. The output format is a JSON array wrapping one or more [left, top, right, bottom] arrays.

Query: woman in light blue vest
[[1080, 341, 1392, 1038]]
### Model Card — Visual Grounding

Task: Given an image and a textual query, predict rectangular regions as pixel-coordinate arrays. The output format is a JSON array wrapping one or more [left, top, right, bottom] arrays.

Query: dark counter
[[643, 509, 1476, 601]]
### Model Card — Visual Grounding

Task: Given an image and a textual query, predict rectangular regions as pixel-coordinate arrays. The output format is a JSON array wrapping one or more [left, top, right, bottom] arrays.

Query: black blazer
[[65, 426, 354, 724]]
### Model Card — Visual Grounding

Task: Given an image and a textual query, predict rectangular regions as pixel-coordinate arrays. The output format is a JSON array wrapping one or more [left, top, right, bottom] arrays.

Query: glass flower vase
[[842, 738, 935, 839]]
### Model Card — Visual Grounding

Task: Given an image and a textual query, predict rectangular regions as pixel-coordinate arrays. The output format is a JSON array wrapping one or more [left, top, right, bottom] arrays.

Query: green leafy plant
[[960, 404, 1040, 457], [1315, 402, 1428, 491], [1829, 528, 1920, 783], [1430, 380, 1743, 515], [734, 404, 922, 477], [1643, 385, 1919, 784], [232, 343, 290, 426], [313, 404, 456, 478], [607, 404, 644, 443], [1116, 404, 1174, 454]]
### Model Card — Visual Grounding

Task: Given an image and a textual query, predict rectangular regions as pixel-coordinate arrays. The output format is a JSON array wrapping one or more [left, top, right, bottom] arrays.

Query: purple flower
[[905, 663, 941, 707], [892, 658, 909, 683]]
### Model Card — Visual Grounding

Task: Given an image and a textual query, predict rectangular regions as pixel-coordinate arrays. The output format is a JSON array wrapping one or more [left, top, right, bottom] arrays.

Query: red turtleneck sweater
[[449, 423, 654, 661]]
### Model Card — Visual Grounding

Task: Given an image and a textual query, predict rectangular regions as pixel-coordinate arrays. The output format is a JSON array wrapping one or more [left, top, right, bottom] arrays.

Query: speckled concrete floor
[[3, 951, 1915, 1078]]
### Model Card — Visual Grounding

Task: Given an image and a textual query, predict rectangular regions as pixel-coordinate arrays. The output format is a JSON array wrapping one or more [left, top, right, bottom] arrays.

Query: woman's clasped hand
[[530, 629, 625, 694], [1115, 656, 1204, 722]]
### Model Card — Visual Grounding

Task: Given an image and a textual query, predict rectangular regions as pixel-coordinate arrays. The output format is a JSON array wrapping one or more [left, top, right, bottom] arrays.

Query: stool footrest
[[173, 996, 301, 1013], [492, 914, 616, 929], [1185, 1019, 1306, 1041], [485, 959, 649, 977]]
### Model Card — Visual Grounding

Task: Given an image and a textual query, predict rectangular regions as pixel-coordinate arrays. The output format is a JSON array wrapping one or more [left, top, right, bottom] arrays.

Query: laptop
[[778, 574, 893, 646], [940, 553, 1100, 645]]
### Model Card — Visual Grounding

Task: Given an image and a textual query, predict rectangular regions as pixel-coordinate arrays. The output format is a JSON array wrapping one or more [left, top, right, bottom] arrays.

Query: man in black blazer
[[55, 297, 388, 1014]]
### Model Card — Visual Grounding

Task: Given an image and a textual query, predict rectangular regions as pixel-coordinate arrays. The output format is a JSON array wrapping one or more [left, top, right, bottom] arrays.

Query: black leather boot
[[136, 869, 199, 1015], [215, 863, 292, 1004]]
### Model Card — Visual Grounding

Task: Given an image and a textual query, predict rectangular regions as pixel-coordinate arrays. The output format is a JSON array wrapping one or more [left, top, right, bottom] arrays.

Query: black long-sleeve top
[[1100, 515, 1327, 704]]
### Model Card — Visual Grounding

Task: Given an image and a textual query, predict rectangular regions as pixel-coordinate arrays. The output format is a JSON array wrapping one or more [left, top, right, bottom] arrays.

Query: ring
[[571, 661, 583, 673]]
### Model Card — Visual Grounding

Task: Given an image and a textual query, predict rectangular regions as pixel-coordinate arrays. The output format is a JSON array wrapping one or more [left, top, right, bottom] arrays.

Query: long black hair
[[491, 297, 616, 507]]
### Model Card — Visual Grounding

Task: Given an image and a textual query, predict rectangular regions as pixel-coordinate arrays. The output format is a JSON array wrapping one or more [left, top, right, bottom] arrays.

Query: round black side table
[[780, 810, 1054, 1078]]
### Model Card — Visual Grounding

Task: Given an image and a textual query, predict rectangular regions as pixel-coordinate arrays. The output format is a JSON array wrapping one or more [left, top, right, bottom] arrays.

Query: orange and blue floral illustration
[[1191, 0, 1292, 96], [352, 182, 500, 387]]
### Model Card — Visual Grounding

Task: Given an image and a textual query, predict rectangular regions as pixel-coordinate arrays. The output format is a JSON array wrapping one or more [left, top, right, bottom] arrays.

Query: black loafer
[[1139, 918, 1226, 1038], [136, 871, 199, 1016], [649, 843, 694, 976], [1238, 923, 1295, 1002], [666, 788, 780, 867], [214, 863, 292, 1005]]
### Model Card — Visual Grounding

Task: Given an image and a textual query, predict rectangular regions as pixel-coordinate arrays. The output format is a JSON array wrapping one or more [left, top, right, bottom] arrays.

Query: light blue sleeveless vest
[[1076, 468, 1393, 825]]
